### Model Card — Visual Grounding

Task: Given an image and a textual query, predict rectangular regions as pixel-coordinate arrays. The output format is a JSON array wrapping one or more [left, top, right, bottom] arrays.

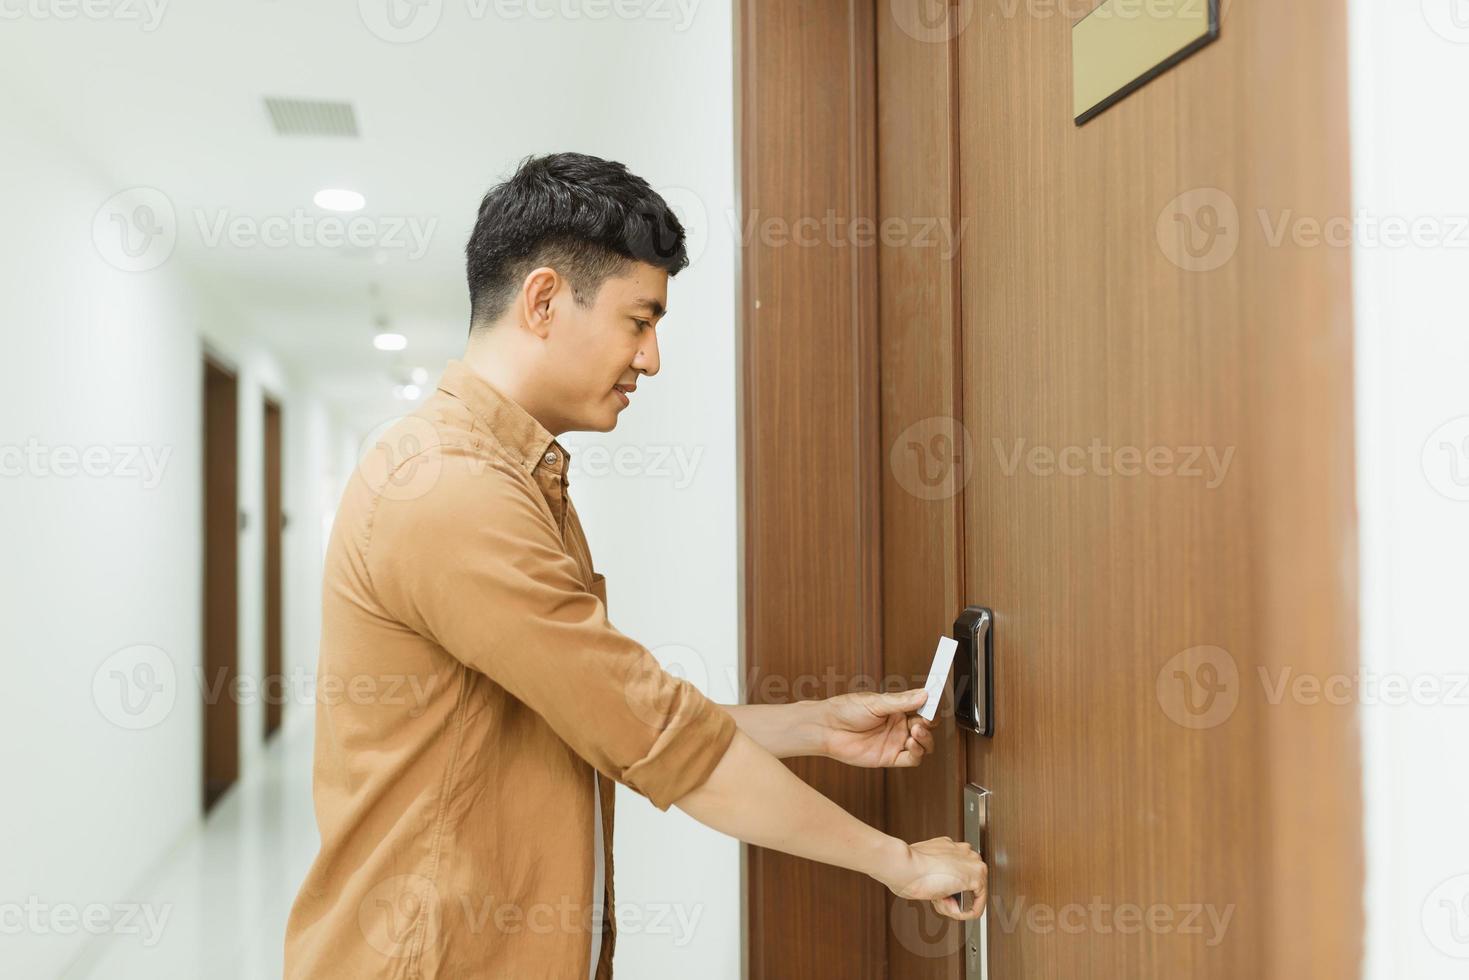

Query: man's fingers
[[931, 895, 963, 919], [885, 689, 928, 715], [911, 723, 935, 751], [956, 890, 986, 920], [896, 723, 934, 766], [931, 891, 985, 922]]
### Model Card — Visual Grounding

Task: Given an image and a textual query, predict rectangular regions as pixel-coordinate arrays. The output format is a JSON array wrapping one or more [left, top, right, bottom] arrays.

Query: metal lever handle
[[961, 784, 991, 979]]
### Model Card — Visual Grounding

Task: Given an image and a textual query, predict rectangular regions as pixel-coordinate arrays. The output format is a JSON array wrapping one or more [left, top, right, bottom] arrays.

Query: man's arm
[[724, 689, 938, 767], [674, 729, 986, 921], [721, 702, 828, 758]]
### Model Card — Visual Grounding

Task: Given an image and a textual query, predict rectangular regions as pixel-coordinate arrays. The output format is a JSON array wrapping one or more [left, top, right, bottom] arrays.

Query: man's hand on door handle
[[879, 836, 988, 922], [722, 688, 937, 769], [676, 724, 987, 927]]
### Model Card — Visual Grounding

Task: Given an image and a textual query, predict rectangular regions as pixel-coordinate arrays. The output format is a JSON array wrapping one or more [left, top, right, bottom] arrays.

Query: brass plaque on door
[[1072, 0, 1220, 125]]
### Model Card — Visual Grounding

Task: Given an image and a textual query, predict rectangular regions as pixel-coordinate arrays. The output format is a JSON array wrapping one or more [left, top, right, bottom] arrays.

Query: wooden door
[[203, 357, 239, 812], [883, 0, 1362, 976], [742, 1, 1361, 975], [263, 397, 284, 741]]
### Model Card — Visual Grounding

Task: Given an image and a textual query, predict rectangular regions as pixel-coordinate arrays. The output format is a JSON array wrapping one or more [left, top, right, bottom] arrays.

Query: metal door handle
[[963, 784, 991, 980]]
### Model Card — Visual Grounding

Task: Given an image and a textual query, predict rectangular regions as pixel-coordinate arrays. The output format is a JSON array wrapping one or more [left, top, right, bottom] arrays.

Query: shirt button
[[544, 450, 559, 465]]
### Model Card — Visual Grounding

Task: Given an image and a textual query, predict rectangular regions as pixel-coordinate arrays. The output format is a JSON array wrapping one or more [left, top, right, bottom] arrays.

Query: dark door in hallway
[[263, 396, 283, 741], [203, 356, 239, 813]]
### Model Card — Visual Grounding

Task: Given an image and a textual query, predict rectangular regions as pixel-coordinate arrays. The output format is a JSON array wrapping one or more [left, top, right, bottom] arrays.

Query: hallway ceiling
[[0, 0, 706, 433]]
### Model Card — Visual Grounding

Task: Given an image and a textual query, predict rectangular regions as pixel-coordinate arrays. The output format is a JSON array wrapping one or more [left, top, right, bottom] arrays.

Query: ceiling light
[[373, 332, 407, 351], [410, 367, 429, 385], [314, 188, 365, 212]]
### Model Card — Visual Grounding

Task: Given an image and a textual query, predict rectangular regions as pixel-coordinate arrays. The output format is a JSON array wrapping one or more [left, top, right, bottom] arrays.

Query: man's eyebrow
[[631, 297, 667, 318]]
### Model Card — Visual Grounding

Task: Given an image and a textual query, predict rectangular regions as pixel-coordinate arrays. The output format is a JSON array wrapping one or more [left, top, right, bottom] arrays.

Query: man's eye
[[633, 319, 651, 330]]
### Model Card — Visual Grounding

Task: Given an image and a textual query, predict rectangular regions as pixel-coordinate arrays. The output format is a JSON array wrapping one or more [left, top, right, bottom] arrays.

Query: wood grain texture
[[955, 0, 1362, 975], [737, 0, 887, 976], [742, 0, 1360, 974], [876, 3, 969, 976]]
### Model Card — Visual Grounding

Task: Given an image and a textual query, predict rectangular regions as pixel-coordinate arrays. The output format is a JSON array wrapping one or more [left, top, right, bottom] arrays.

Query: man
[[284, 152, 985, 979]]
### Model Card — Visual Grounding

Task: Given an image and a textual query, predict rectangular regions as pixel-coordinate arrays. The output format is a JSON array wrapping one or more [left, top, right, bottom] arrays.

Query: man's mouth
[[613, 383, 636, 407]]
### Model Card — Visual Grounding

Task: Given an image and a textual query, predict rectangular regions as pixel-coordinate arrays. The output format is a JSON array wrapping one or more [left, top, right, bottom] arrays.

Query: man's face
[[542, 260, 667, 433]]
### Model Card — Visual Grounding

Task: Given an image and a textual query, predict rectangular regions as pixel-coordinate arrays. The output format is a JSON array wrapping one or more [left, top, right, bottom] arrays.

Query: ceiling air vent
[[264, 97, 360, 138]]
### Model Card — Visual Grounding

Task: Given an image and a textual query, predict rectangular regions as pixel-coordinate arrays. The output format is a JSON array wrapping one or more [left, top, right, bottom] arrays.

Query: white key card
[[919, 635, 959, 722]]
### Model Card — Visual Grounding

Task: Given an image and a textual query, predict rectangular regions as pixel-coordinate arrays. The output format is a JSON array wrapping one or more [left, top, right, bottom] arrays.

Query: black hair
[[464, 152, 688, 330]]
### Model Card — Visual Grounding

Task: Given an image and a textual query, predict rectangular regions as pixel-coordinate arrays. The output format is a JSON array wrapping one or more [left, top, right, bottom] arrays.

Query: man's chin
[[599, 398, 625, 431], [586, 409, 619, 434]]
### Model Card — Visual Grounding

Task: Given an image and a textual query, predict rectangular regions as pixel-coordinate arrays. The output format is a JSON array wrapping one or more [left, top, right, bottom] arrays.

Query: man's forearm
[[722, 701, 829, 759], [674, 729, 912, 889]]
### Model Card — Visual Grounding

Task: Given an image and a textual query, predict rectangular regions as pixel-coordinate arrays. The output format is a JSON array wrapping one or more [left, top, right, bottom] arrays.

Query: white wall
[[1349, 2, 1469, 976], [0, 100, 340, 978]]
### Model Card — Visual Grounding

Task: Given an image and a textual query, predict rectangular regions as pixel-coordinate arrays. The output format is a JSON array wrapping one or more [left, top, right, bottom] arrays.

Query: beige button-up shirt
[[285, 360, 737, 979]]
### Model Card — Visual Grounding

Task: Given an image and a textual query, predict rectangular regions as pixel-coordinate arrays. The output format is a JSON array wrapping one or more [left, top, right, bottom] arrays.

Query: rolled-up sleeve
[[363, 446, 736, 810]]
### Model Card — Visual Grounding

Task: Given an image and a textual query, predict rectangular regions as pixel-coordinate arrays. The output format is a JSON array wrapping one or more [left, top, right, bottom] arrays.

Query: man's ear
[[520, 266, 559, 338]]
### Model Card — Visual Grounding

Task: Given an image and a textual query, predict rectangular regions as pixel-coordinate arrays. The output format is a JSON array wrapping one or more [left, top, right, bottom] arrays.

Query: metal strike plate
[[953, 606, 994, 736], [964, 784, 991, 980]]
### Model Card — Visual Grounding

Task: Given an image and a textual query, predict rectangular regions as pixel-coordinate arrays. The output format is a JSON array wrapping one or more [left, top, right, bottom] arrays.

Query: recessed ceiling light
[[410, 367, 429, 385], [373, 332, 407, 351], [314, 188, 365, 212]]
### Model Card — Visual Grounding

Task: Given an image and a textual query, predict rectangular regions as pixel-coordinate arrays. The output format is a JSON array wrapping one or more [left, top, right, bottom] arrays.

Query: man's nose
[[635, 327, 661, 377]]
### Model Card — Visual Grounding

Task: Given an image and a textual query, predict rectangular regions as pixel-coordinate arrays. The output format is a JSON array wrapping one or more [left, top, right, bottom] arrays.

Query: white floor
[[61, 718, 320, 980]]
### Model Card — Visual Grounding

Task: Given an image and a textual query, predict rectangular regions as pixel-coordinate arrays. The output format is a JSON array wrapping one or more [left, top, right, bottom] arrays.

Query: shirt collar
[[436, 359, 565, 475]]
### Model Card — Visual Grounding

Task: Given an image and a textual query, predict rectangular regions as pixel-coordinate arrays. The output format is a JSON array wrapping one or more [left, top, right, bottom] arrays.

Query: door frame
[[736, 0, 887, 976]]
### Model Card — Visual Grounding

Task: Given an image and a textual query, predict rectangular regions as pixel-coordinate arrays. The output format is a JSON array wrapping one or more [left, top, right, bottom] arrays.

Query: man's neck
[[460, 337, 566, 436]]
